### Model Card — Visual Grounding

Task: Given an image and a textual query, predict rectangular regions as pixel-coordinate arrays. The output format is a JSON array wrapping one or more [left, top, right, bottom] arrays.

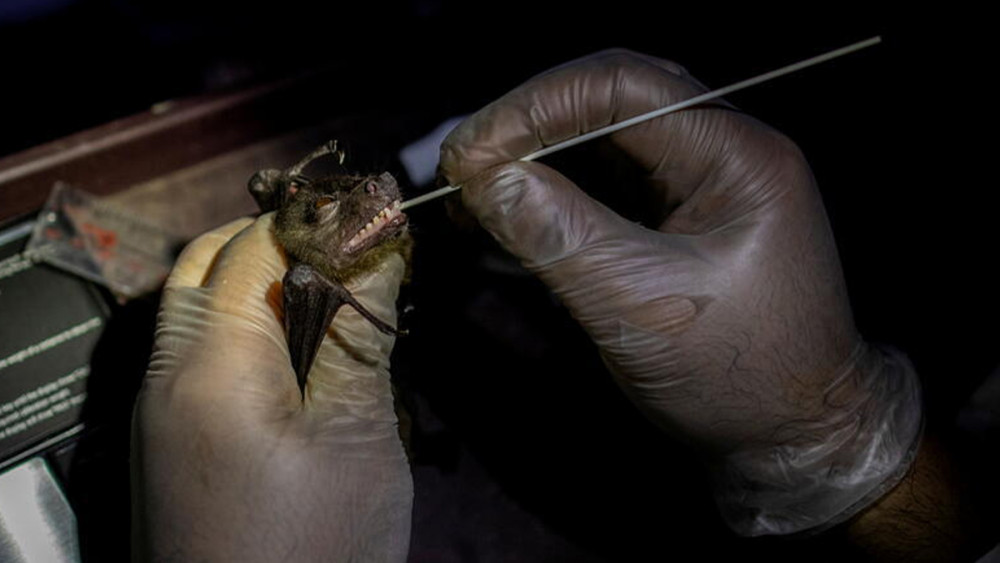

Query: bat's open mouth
[[344, 199, 407, 254]]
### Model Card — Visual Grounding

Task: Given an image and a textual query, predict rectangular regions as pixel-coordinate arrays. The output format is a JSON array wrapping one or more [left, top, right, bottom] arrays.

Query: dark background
[[2, 3, 995, 561]]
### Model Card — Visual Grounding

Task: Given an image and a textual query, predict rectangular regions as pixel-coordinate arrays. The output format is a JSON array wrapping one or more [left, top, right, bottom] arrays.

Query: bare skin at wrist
[[844, 431, 992, 562]]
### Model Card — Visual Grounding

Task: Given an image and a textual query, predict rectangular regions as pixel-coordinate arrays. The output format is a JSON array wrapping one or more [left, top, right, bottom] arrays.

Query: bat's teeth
[[346, 201, 407, 253]]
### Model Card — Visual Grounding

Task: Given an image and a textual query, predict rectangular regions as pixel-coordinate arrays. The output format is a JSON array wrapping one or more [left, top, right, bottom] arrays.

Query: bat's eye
[[315, 196, 337, 209]]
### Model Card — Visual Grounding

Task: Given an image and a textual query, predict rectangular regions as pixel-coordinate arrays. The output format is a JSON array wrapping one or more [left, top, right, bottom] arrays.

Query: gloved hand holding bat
[[130, 215, 412, 562]]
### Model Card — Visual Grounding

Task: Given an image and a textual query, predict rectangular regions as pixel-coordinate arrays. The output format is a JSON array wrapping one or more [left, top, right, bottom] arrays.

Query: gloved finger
[[461, 160, 706, 355], [166, 217, 255, 289], [151, 213, 299, 409], [461, 160, 649, 269], [199, 213, 294, 395], [444, 49, 806, 234], [439, 49, 725, 196], [305, 252, 406, 425], [203, 213, 287, 320]]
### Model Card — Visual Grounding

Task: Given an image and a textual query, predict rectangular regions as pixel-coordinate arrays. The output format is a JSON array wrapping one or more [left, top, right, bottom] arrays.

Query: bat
[[248, 141, 411, 393]]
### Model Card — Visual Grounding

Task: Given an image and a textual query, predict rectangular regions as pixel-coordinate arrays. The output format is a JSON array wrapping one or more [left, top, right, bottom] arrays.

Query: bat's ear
[[248, 169, 285, 212]]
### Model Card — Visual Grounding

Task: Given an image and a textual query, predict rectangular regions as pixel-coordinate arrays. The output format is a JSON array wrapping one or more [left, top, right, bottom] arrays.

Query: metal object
[[0, 458, 80, 563]]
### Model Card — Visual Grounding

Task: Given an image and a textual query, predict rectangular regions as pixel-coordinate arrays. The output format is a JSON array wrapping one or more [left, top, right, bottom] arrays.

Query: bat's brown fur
[[247, 142, 412, 388], [273, 173, 412, 283]]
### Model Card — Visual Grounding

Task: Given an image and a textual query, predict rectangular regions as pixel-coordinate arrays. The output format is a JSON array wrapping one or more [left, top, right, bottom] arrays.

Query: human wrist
[[710, 343, 924, 536]]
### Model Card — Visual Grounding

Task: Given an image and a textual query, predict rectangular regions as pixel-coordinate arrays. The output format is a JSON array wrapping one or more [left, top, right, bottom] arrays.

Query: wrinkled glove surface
[[131, 214, 412, 561], [440, 49, 922, 535]]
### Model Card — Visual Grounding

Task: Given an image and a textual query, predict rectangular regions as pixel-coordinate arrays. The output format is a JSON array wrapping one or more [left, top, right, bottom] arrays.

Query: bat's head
[[274, 171, 409, 281]]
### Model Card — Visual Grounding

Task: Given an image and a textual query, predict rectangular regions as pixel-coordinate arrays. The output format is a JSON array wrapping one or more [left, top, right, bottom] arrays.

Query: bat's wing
[[283, 263, 405, 395], [283, 264, 343, 392]]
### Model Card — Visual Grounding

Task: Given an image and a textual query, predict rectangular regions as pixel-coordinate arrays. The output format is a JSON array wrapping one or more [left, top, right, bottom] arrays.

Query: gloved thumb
[[460, 161, 639, 271], [459, 160, 706, 386], [305, 251, 405, 426]]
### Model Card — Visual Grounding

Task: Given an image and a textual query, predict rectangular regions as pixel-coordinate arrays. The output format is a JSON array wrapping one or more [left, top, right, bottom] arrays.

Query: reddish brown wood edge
[[0, 70, 343, 224]]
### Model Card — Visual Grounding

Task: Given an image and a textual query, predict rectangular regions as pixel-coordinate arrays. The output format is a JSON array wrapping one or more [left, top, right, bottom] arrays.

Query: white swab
[[400, 36, 881, 211]]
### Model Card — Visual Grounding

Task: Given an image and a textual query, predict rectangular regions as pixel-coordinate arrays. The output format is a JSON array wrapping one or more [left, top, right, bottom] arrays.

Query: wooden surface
[[103, 118, 395, 241], [0, 69, 426, 228], [0, 69, 434, 241]]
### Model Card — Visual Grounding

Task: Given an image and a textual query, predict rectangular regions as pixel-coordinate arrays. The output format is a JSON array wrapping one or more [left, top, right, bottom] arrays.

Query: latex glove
[[131, 215, 412, 562], [439, 49, 922, 536]]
